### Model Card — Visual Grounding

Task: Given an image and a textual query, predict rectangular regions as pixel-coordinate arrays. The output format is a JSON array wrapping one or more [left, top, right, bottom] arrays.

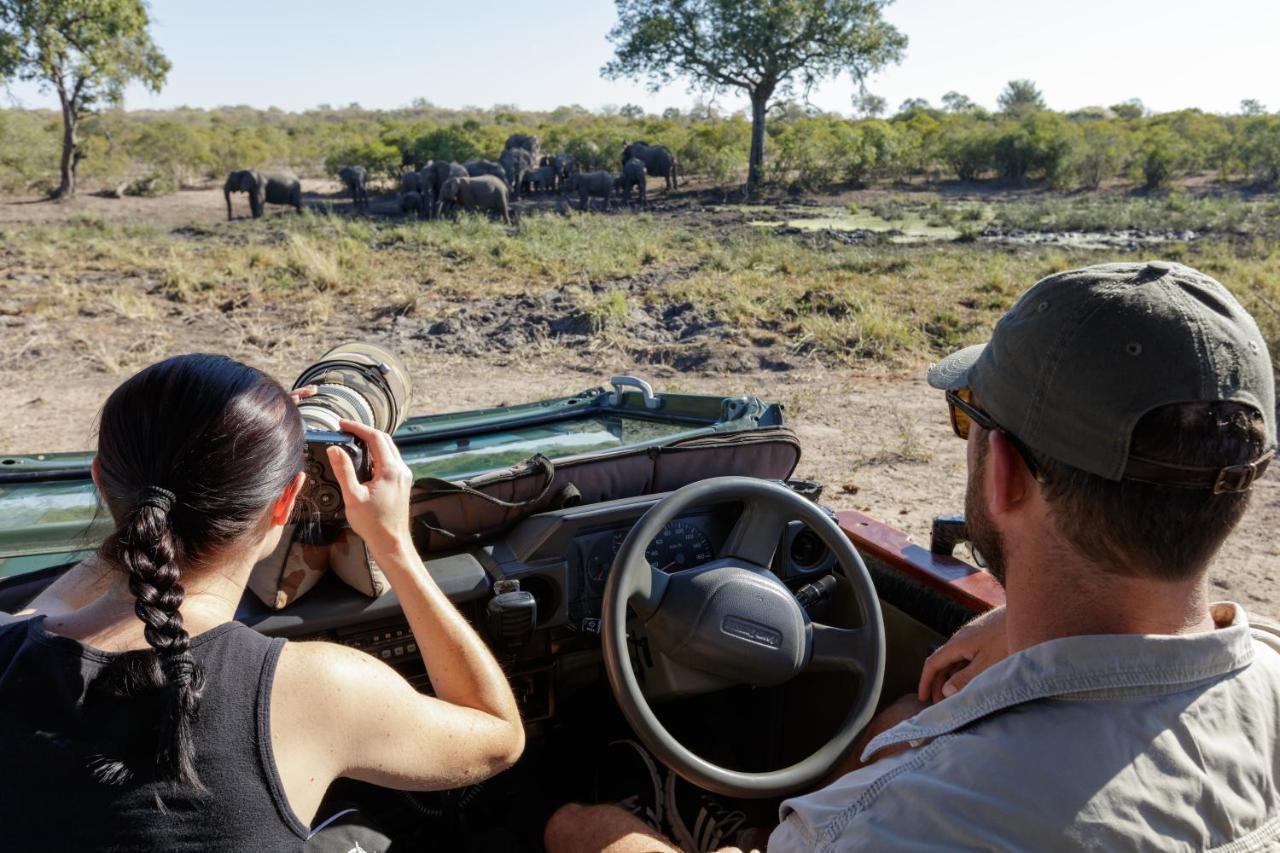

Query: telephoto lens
[[290, 343, 412, 541]]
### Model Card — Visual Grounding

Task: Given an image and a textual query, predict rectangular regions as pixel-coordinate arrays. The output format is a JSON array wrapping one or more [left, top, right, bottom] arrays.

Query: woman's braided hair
[[93, 354, 303, 789]]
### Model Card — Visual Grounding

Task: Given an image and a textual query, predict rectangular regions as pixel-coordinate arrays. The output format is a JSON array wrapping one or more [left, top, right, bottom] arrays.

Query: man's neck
[[1003, 538, 1216, 655]]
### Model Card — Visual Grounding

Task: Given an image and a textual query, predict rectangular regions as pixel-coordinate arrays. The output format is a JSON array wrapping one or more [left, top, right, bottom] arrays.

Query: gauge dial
[[582, 520, 715, 598], [644, 520, 714, 573]]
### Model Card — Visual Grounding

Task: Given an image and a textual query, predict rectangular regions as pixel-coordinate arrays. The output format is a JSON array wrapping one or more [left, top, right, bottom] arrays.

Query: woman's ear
[[269, 471, 306, 527], [90, 456, 103, 493]]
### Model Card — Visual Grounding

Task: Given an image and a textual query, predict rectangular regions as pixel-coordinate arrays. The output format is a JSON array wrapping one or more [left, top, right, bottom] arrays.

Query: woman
[[0, 354, 524, 849]]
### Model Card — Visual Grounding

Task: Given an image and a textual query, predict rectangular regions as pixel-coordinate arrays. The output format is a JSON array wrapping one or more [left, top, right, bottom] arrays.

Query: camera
[[290, 342, 412, 542]]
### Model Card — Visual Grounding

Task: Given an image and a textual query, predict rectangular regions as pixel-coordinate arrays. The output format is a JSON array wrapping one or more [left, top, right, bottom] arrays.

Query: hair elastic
[[161, 655, 197, 685], [136, 485, 177, 514]]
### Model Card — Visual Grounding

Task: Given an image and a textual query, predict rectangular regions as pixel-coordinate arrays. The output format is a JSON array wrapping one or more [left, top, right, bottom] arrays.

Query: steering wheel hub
[[647, 561, 809, 686]]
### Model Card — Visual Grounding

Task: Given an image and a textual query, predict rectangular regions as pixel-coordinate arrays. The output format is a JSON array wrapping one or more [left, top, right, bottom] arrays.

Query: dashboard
[[224, 489, 838, 724]]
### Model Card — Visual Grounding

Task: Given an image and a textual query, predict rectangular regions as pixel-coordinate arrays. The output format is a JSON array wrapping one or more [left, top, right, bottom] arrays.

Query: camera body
[[303, 432, 373, 517]]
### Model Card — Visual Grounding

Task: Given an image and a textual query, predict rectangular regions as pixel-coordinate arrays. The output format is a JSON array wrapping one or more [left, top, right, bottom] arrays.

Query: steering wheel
[[601, 476, 885, 799]]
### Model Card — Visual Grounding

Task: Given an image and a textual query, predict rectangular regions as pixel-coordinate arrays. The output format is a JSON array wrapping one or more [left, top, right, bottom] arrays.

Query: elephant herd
[[221, 135, 680, 223]]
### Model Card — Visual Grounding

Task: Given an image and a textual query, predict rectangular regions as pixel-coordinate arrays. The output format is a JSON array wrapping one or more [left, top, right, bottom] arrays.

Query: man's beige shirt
[[771, 603, 1280, 851]]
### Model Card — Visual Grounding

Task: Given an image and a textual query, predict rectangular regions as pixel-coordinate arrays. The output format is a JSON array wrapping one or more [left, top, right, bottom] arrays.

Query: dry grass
[[3, 199, 1280, 378]]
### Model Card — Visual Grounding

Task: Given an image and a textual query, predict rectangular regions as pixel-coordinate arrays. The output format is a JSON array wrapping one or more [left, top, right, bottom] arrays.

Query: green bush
[[1136, 125, 1192, 189], [412, 126, 481, 166], [992, 113, 1079, 188], [1238, 115, 1280, 185], [324, 140, 401, 182], [940, 118, 995, 181], [679, 119, 749, 186], [768, 119, 845, 189], [0, 110, 59, 193], [1077, 121, 1132, 188]]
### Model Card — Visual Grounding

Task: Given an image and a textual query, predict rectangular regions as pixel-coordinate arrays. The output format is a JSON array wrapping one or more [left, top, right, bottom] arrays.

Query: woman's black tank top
[[0, 615, 309, 851]]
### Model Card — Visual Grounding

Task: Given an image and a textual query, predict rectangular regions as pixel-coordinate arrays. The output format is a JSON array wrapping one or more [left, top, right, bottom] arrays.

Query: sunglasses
[[946, 388, 1048, 483]]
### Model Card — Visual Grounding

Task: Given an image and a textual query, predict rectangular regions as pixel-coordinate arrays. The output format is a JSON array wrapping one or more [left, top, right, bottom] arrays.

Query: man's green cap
[[928, 261, 1277, 486]]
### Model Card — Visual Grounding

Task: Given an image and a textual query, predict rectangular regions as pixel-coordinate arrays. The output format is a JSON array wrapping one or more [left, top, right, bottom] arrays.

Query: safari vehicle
[[0, 373, 1000, 850]]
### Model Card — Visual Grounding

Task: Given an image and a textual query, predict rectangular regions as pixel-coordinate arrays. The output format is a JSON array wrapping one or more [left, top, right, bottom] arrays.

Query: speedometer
[[645, 520, 714, 572], [583, 519, 715, 598]]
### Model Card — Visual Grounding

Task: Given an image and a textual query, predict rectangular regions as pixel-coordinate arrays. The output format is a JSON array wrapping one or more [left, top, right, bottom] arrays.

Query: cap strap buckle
[[1212, 450, 1275, 494]]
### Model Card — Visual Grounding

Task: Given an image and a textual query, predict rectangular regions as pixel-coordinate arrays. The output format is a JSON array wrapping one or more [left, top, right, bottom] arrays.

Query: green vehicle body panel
[[0, 383, 784, 580]]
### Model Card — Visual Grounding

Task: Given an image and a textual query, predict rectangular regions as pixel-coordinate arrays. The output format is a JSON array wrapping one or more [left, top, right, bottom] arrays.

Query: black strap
[[413, 454, 557, 509], [1123, 449, 1275, 493]]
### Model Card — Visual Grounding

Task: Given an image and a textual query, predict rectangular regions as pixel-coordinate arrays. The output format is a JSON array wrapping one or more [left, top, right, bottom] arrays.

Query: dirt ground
[[2, 186, 1276, 620]]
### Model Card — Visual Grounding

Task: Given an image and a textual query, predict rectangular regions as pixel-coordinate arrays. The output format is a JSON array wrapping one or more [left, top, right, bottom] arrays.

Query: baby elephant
[[400, 190, 425, 217], [566, 170, 615, 212], [439, 175, 511, 225], [617, 158, 647, 208], [523, 165, 556, 194]]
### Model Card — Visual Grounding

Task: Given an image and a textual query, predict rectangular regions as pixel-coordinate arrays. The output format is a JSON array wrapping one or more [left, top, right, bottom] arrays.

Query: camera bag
[[407, 426, 801, 552]]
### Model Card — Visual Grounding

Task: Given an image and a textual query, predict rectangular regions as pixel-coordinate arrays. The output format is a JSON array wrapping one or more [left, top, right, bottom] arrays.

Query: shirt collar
[[864, 602, 1257, 760]]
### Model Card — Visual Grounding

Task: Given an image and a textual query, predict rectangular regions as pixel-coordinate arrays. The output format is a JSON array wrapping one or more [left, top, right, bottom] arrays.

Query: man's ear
[[269, 471, 306, 527], [987, 431, 1031, 515]]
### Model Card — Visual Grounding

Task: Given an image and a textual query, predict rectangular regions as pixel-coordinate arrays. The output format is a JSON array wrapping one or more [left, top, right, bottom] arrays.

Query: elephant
[[565, 170, 615, 212], [224, 169, 302, 220], [499, 147, 535, 199], [621, 141, 678, 191], [400, 190, 424, 217], [438, 175, 511, 225], [523, 165, 556, 193], [539, 153, 575, 190], [464, 159, 506, 182], [503, 133, 539, 160], [338, 165, 368, 209], [553, 153, 576, 185], [400, 170, 425, 195], [617, 157, 647, 208], [418, 160, 469, 218]]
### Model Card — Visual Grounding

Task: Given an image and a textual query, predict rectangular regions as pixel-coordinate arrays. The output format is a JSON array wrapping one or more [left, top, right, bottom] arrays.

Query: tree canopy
[[0, 0, 169, 196], [997, 79, 1045, 115], [603, 0, 906, 193]]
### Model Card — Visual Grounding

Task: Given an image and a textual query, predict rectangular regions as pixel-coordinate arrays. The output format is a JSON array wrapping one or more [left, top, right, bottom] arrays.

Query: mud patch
[[405, 272, 800, 373]]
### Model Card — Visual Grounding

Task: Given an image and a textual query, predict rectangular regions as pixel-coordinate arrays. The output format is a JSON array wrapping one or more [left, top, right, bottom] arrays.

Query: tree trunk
[[56, 103, 77, 198], [747, 92, 768, 196]]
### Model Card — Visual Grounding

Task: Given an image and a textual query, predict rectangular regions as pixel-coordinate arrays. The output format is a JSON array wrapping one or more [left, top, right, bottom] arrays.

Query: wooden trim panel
[[838, 510, 1005, 613]]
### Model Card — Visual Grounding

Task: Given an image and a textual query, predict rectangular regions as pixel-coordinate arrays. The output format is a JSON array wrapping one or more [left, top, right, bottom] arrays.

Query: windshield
[[404, 414, 698, 480]]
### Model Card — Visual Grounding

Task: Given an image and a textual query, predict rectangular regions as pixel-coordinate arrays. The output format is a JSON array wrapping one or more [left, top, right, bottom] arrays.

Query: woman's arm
[[271, 421, 523, 821]]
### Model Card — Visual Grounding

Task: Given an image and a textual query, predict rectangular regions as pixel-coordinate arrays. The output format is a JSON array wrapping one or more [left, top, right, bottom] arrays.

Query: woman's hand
[[918, 604, 1009, 703], [327, 418, 414, 558]]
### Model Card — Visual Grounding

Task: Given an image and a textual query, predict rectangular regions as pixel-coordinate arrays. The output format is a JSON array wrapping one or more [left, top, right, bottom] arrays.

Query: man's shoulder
[[775, 656, 1280, 851]]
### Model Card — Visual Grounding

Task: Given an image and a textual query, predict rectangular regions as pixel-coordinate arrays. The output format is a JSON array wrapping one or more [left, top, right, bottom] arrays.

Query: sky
[[4, 0, 1279, 117]]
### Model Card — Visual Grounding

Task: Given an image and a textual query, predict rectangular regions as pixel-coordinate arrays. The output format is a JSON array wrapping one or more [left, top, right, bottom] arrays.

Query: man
[[545, 261, 1280, 851]]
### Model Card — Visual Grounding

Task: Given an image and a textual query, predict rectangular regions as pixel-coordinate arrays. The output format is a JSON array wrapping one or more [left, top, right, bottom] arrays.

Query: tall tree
[[941, 91, 976, 114], [0, 0, 169, 197], [997, 79, 1045, 115], [604, 0, 906, 193]]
